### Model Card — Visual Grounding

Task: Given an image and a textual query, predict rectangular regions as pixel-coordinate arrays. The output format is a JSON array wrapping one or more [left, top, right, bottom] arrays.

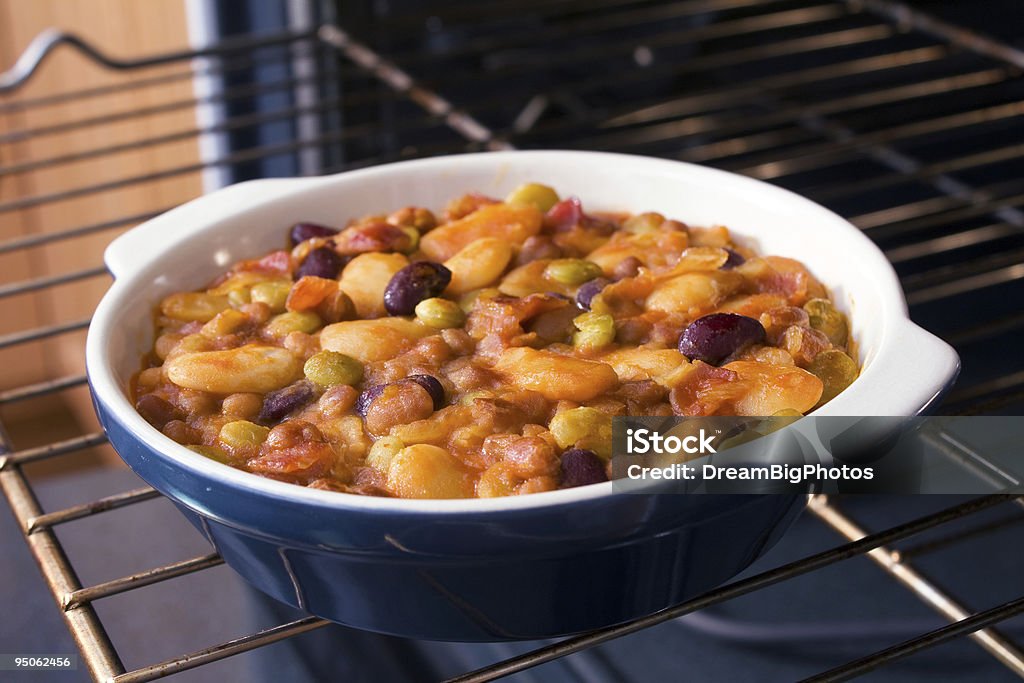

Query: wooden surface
[[0, 0, 202, 467]]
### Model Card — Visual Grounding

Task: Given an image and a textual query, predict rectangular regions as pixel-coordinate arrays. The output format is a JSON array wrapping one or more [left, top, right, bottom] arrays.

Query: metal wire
[[0, 442, 126, 680], [443, 496, 1016, 683], [1, 1, 1024, 681], [809, 497, 1024, 672], [26, 486, 159, 534], [852, 0, 1024, 70], [63, 553, 225, 610], [110, 617, 330, 683], [384, 0, 795, 64], [1, 432, 108, 468], [0, 318, 91, 350], [800, 597, 1024, 683], [0, 209, 167, 254], [0, 28, 317, 93]]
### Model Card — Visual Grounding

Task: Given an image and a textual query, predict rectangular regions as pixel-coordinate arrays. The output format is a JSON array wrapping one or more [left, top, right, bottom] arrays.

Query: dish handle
[[104, 178, 312, 280], [859, 320, 960, 416]]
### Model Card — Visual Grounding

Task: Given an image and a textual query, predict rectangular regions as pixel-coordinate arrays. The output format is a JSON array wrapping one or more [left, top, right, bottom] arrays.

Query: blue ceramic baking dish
[[85, 152, 959, 640]]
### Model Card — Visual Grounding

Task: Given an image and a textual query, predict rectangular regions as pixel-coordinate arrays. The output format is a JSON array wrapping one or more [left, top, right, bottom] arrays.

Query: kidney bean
[[136, 394, 182, 430], [355, 384, 385, 417], [403, 374, 446, 410], [721, 248, 745, 270], [560, 448, 608, 488], [258, 381, 315, 423], [575, 277, 611, 310], [383, 261, 452, 316], [289, 222, 338, 247], [295, 247, 345, 280], [678, 313, 766, 366]]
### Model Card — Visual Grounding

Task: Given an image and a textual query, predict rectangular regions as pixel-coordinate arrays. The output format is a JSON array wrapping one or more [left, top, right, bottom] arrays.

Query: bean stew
[[132, 184, 857, 499]]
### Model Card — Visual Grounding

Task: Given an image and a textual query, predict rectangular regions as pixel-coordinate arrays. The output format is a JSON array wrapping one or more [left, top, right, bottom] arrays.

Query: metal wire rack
[[2, 0, 1024, 680]]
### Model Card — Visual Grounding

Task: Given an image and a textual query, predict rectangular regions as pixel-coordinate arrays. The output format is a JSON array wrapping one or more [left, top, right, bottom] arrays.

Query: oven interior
[[1, 0, 1023, 681]]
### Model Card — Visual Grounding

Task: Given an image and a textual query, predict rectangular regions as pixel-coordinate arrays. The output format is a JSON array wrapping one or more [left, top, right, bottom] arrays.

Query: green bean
[[366, 436, 405, 471], [250, 280, 292, 313], [505, 183, 560, 212], [549, 407, 612, 459], [545, 259, 603, 286], [804, 298, 849, 347], [572, 312, 615, 350], [265, 311, 322, 338], [187, 444, 232, 463], [623, 212, 664, 234], [807, 349, 858, 405], [219, 420, 270, 451], [415, 297, 466, 329], [303, 350, 364, 387]]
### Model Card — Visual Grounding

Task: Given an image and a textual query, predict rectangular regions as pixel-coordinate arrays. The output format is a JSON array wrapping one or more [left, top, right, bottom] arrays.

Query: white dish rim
[[86, 150, 960, 514]]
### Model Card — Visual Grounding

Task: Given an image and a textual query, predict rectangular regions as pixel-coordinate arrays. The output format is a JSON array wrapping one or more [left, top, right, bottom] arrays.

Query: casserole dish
[[86, 151, 959, 640]]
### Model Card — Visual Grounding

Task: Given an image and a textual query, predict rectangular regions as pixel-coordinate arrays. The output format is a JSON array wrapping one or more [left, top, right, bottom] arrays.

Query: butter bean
[[646, 273, 735, 314], [420, 203, 542, 261], [601, 348, 686, 383], [166, 345, 301, 393], [386, 444, 474, 498], [201, 309, 250, 337], [320, 318, 433, 363], [366, 436, 405, 472], [494, 347, 619, 401], [443, 237, 513, 295], [222, 393, 263, 420], [160, 292, 230, 322], [136, 367, 164, 388], [477, 462, 519, 497]]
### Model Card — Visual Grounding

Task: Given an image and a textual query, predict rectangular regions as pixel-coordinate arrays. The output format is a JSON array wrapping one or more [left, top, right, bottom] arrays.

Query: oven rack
[[1, 1, 1023, 680]]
